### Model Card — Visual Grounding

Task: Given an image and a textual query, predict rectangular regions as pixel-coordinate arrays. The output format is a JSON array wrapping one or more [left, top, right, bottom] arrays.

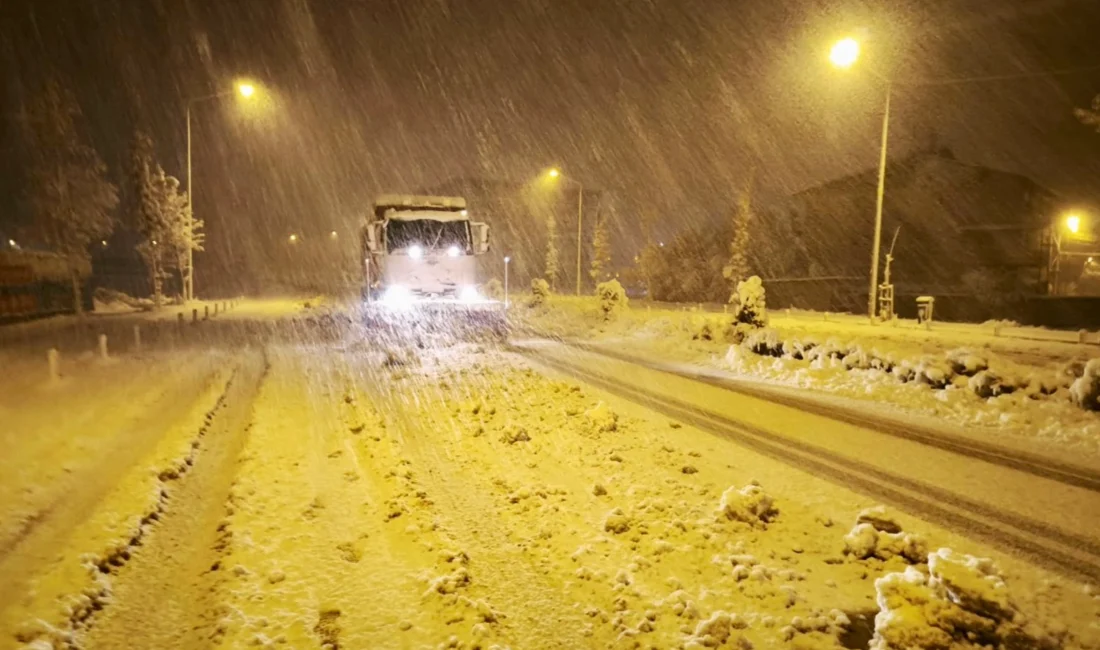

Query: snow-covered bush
[[482, 278, 504, 301], [730, 275, 767, 328], [689, 314, 731, 342], [870, 548, 1061, 650], [946, 348, 989, 376], [1070, 358, 1100, 411], [528, 278, 550, 307], [595, 278, 628, 321], [742, 327, 783, 357]]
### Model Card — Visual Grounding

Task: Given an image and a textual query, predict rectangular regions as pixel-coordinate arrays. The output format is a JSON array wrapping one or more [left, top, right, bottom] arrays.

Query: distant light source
[[460, 209, 468, 216], [504, 256, 511, 263], [238, 83, 256, 98], [830, 38, 860, 69], [288, 234, 299, 243], [408, 244, 423, 259], [151, 239, 158, 246], [548, 168, 561, 178], [330, 230, 338, 239], [447, 245, 461, 258], [7, 239, 15, 247], [658, 241, 665, 247], [101, 240, 108, 247], [1066, 214, 1081, 234]]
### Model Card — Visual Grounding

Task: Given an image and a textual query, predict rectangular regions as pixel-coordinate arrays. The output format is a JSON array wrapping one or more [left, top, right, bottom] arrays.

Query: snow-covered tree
[[731, 275, 767, 328], [22, 80, 118, 315], [589, 210, 612, 285], [129, 130, 199, 305], [723, 172, 755, 299], [544, 213, 560, 291], [596, 278, 628, 321]]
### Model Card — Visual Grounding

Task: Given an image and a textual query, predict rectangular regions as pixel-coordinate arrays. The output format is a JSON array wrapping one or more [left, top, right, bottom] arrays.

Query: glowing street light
[[504, 256, 511, 308], [1066, 213, 1081, 234], [544, 167, 584, 295], [330, 230, 339, 240], [185, 79, 263, 301], [288, 234, 299, 244], [829, 38, 860, 69], [829, 36, 893, 320]]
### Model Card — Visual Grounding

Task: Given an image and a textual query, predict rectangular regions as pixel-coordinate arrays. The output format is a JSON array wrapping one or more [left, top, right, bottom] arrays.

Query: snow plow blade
[[357, 302, 508, 344]]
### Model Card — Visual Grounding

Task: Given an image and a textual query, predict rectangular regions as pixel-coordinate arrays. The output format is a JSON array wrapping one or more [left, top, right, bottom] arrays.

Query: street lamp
[[504, 256, 511, 308], [185, 80, 260, 301], [831, 38, 891, 321], [1066, 214, 1081, 235], [545, 168, 584, 296], [288, 234, 299, 244]]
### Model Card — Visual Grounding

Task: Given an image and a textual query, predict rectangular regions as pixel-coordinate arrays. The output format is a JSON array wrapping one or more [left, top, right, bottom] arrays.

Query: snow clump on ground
[[1070, 358, 1100, 411], [715, 482, 776, 526], [843, 506, 928, 563], [870, 548, 1063, 650]]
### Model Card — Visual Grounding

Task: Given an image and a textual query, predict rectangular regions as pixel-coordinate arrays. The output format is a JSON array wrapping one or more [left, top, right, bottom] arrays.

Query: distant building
[[763, 148, 1061, 319]]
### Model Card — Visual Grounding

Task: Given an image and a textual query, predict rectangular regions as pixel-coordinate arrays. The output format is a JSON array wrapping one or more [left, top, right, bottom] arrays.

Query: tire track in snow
[[558, 341, 1100, 492], [79, 351, 266, 650], [517, 346, 1100, 585], [361, 363, 595, 649]]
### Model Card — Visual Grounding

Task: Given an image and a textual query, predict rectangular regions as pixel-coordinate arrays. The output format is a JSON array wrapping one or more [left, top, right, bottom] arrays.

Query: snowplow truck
[[360, 194, 505, 340]]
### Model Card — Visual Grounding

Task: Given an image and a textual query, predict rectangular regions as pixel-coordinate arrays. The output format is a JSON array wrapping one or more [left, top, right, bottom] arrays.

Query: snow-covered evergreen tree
[[723, 173, 754, 300], [589, 211, 612, 285], [22, 80, 118, 315], [544, 212, 560, 291]]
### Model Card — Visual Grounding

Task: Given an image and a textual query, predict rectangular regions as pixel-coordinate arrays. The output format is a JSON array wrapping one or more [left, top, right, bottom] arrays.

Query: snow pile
[[715, 483, 776, 526], [843, 506, 928, 563], [584, 401, 619, 433], [682, 610, 750, 649], [870, 548, 1062, 650], [730, 275, 767, 328], [529, 278, 551, 307], [603, 507, 632, 534], [689, 314, 732, 342], [1070, 359, 1100, 412], [596, 279, 628, 321]]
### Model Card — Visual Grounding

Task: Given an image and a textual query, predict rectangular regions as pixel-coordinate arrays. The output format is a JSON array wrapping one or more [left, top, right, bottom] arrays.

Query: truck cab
[[362, 194, 490, 305]]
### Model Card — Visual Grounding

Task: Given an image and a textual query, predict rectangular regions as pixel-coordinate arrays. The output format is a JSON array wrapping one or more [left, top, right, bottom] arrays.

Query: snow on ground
[[206, 342, 1098, 649], [2, 311, 1098, 649], [0, 356, 235, 649], [516, 297, 1100, 460]]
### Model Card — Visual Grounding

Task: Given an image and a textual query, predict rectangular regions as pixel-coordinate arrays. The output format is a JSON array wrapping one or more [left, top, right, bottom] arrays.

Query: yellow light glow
[[548, 168, 561, 178], [238, 83, 256, 98], [830, 38, 860, 69], [1066, 214, 1081, 234], [288, 234, 299, 243]]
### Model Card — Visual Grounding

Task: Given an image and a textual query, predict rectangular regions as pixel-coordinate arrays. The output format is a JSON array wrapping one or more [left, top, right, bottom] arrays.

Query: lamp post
[[504, 256, 511, 307], [185, 81, 258, 301], [1049, 212, 1090, 295], [830, 38, 891, 321], [547, 168, 584, 296]]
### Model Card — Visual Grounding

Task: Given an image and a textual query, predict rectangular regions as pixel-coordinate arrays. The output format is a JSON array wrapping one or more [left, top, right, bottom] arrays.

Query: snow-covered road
[[2, 330, 1097, 649], [513, 339, 1100, 584]]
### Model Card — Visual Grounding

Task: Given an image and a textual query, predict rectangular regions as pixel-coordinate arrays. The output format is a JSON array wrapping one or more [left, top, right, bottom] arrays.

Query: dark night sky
[[2, 0, 1100, 286]]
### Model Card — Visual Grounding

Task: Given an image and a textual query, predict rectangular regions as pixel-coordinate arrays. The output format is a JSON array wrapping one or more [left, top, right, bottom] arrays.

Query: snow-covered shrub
[[595, 278, 628, 321], [689, 314, 731, 342], [968, 370, 1010, 399], [843, 506, 928, 563], [914, 357, 953, 389], [870, 548, 1061, 650], [603, 508, 631, 534], [742, 327, 783, 357], [584, 401, 618, 433], [730, 275, 767, 328], [528, 278, 550, 307], [781, 338, 813, 360], [482, 278, 504, 301], [946, 348, 989, 376], [1070, 358, 1100, 411], [716, 483, 776, 526]]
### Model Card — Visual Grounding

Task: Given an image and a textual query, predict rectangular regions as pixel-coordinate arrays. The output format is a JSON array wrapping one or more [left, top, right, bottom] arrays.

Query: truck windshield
[[386, 219, 468, 252]]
